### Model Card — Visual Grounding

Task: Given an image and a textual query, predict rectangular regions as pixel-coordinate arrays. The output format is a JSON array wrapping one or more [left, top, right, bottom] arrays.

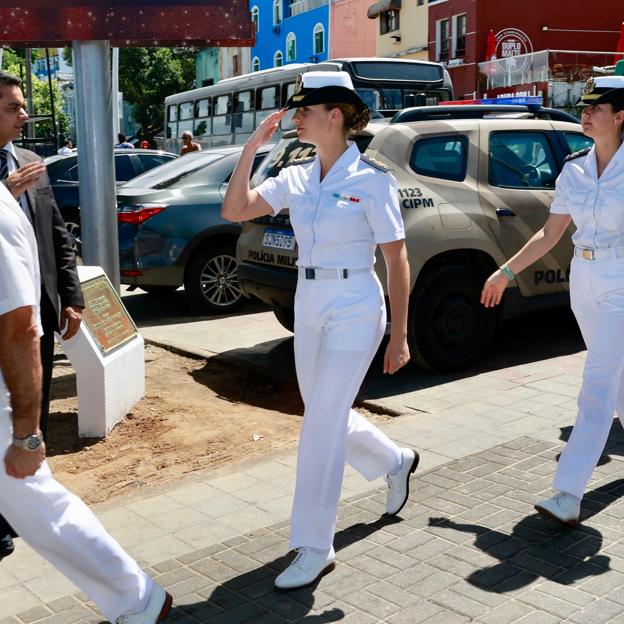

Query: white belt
[[574, 246, 624, 261], [299, 267, 371, 280]]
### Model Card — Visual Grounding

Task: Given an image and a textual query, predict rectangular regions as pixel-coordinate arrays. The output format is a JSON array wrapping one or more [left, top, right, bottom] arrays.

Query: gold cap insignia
[[294, 74, 304, 95], [583, 78, 596, 95]]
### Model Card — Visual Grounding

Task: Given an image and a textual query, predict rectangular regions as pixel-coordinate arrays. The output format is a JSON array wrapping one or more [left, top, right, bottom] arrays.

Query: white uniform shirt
[[255, 142, 405, 269], [0, 183, 42, 414], [550, 142, 624, 249]]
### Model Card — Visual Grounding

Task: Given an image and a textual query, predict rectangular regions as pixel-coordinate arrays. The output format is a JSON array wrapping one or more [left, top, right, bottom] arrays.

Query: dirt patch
[[47, 345, 387, 505]]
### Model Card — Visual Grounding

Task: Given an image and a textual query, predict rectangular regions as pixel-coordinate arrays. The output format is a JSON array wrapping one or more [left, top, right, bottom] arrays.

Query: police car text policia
[[482, 76, 624, 527], [222, 71, 419, 591]]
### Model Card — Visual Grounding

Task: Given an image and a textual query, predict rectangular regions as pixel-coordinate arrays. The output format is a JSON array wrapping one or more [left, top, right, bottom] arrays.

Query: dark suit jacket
[[11, 146, 84, 331]]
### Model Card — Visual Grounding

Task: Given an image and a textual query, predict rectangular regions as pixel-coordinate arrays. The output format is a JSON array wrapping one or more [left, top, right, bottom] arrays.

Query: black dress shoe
[[0, 534, 14, 559]]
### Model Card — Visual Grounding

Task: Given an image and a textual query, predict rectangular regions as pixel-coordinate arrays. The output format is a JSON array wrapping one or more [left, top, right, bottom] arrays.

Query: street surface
[[4, 291, 624, 623]]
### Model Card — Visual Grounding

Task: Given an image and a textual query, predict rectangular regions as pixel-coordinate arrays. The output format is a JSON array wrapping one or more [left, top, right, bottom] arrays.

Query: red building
[[428, 0, 624, 101]]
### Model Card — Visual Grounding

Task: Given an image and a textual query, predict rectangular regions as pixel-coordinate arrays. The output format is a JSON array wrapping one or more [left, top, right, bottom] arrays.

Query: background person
[[0, 70, 84, 558], [180, 130, 201, 155], [481, 76, 624, 526], [57, 139, 72, 156], [0, 181, 171, 624], [222, 71, 417, 590], [115, 133, 134, 149]]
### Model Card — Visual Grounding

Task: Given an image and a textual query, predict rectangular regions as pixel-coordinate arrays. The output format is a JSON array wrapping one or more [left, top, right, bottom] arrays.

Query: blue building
[[250, 0, 329, 72]]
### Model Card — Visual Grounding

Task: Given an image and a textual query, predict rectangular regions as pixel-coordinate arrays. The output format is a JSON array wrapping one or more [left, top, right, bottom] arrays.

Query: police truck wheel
[[273, 305, 295, 332], [408, 266, 497, 372], [184, 244, 243, 315], [64, 212, 81, 257]]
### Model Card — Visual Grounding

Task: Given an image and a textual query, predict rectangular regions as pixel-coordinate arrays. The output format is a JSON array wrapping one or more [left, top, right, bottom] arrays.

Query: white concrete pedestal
[[60, 266, 145, 437]]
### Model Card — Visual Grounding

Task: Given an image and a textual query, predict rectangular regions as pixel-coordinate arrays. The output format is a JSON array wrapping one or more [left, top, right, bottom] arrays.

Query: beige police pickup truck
[[236, 104, 590, 372]]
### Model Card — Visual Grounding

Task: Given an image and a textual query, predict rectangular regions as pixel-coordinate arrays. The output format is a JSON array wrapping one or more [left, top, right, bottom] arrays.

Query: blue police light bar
[[440, 96, 544, 107]]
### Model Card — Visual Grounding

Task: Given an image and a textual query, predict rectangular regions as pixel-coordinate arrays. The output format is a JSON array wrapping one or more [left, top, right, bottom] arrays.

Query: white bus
[[163, 58, 454, 153]]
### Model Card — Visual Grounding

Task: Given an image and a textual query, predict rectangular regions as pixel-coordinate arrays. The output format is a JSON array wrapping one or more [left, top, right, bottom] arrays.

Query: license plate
[[262, 227, 296, 250]]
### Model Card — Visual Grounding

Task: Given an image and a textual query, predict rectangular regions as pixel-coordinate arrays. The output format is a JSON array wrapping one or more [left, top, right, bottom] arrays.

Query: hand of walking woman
[[384, 336, 410, 374], [481, 269, 510, 308], [248, 108, 289, 150]]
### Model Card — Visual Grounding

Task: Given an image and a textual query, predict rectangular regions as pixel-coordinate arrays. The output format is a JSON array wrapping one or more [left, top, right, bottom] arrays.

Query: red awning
[[0, 1, 254, 47], [367, 0, 401, 20], [614, 22, 624, 65]]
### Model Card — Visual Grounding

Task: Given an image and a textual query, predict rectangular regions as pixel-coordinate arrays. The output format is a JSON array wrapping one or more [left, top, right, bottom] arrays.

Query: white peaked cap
[[302, 71, 355, 91]]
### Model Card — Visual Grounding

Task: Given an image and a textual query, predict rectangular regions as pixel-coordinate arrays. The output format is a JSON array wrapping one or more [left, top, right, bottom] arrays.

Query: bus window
[[213, 94, 232, 136], [167, 105, 178, 122], [281, 82, 296, 130], [177, 101, 194, 136], [166, 104, 178, 140], [194, 98, 211, 138], [234, 90, 255, 134], [179, 102, 194, 121], [255, 85, 279, 125]]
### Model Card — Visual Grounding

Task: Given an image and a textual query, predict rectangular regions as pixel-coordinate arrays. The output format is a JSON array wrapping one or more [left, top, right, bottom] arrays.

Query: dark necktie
[[0, 149, 8, 182]]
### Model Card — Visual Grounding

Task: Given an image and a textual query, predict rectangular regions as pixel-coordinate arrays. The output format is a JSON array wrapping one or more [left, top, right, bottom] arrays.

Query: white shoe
[[116, 583, 172, 624], [535, 491, 581, 527], [386, 448, 420, 515], [274, 547, 336, 591]]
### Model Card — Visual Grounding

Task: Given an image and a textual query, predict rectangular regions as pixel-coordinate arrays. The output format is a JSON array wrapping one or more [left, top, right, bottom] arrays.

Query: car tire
[[184, 244, 244, 315], [273, 305, 295, 332], [408, 265, 497, 372], [140, 286, 179, 295], [64, 212, 81, 256]]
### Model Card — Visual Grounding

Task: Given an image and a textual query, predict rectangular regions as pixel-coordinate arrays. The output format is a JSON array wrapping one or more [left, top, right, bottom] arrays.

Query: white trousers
[[554, 255, 624, 499], [0, 410, 152, 623], [289, 271, 402, 551]]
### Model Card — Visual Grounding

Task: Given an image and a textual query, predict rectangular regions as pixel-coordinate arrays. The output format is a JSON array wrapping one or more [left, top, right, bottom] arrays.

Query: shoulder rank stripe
[[564, 147, 591, 163], [287, 156, 315, 167], [360, 154, 392, 172]]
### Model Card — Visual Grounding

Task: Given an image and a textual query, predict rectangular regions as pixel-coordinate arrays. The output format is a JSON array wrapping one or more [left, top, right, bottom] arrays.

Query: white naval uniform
[[550, 142, 624, 499], [0, 183, 152, 623], [256, 142, 404, 550]]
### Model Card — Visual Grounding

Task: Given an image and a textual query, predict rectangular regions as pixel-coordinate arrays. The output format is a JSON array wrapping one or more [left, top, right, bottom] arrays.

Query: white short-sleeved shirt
[[550, 142, 624, 249], [0, 183, 42, 413], [255, 142, 405, 269]]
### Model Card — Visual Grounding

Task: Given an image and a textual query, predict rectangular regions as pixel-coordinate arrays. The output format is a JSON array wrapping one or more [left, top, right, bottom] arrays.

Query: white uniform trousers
[[290, 271, 402, 551], [0, 412, 152, 623], [554, 255, 624, 499]]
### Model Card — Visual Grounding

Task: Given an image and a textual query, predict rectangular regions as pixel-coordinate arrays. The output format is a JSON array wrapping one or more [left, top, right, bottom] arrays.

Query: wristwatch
[[12, 433, 43, 452]]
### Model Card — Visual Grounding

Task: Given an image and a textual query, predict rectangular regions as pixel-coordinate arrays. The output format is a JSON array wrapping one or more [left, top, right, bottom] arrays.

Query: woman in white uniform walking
[[481, 76, 624, 526], [222, 71, 418, 589]]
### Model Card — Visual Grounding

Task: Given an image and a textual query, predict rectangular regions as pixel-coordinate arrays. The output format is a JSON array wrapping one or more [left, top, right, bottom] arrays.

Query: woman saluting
[[222, 71, 418, 589], [482, 76, 624, 526]]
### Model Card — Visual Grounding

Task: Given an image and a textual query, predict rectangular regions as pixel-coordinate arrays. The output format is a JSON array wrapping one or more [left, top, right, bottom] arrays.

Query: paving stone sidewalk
[[9, 436, 624, 624]]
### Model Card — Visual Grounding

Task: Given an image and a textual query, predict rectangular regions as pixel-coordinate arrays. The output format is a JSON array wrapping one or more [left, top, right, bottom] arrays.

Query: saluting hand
[[384, 336, 410, 375], [481, 269, 510, 308], [248, 108, 289, 151], [4, 161, 47, 199]]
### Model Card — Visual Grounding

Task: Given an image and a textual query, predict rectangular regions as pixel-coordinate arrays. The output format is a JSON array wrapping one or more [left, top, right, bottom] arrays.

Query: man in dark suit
[[0, 71, 84, 559]]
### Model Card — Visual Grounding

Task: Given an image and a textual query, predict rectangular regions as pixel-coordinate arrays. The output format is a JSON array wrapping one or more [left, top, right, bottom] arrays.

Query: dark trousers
[[0, 295, 57, 540]]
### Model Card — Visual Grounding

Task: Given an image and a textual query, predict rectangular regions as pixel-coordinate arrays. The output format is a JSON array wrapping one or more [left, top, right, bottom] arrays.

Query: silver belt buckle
[[581, 248, 595, 261]]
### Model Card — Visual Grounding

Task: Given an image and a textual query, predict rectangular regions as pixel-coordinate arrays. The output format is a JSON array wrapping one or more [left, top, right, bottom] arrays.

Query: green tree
[[118, 48, 196, 141]]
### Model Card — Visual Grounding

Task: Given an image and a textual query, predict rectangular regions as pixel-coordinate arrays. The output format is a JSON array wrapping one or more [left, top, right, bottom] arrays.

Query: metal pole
[[111, 47, 120, 140], [45, 48, 58, 150], [24, 49, 34, 140], [72, 40, 120, 291]]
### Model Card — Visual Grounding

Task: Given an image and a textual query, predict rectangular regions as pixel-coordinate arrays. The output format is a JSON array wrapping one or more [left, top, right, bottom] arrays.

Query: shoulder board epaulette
[[287, 156, 315, 167], [360, 154, 391, 172], [564, 147, 591, 163]]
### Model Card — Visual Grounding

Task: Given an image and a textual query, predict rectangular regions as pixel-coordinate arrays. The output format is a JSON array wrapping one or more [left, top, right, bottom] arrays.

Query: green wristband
[[500, 264, 515, 280]]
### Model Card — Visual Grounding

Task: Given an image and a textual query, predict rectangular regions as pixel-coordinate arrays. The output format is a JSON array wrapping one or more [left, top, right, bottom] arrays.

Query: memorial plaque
[[81, 275, 138, 355]]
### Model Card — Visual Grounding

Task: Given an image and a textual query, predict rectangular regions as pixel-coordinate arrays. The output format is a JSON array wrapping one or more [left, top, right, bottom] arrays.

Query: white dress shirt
[[1, 141, 32, 223], [255, 142, 405, 269], [551, 142, 624, 249]]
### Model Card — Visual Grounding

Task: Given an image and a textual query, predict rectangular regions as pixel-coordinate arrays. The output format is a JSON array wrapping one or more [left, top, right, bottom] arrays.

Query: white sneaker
[[274, 547, 336, 591], [386, 448, 420, 515], [534, 491, 581, 527], [116, 583, 172, 624]]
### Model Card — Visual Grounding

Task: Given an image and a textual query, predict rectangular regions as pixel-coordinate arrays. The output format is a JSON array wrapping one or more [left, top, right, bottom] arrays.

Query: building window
[[417, 0, 425, 4], [313, 23, 325, 55], [252, 56, 260, 72], [274, 50, 283, 67], [380, 9, 399, 35], [273, 0, 282, 25], [232, 53, 240, 76], [436, 18, 450, 61], [453, 13, 467, 57], [286, 32, 297, 62], [251, 6, 259, 32]]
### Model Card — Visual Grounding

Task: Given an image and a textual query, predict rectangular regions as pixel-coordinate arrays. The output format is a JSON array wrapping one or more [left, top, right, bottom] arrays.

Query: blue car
[[117, 145, 272, 314]]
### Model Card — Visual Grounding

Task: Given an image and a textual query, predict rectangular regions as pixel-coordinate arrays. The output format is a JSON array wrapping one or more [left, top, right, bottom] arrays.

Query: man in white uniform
[[0, 182, 171, 624]]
